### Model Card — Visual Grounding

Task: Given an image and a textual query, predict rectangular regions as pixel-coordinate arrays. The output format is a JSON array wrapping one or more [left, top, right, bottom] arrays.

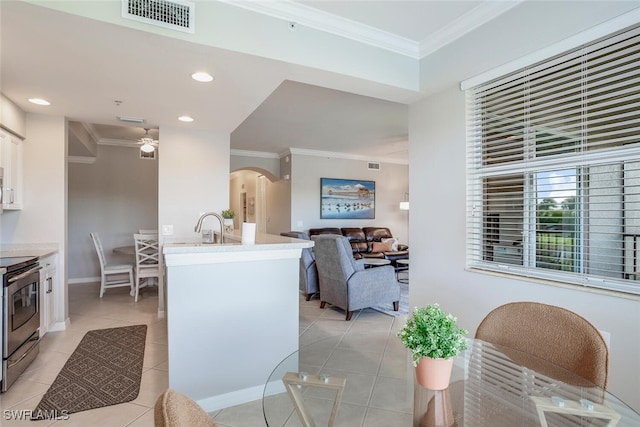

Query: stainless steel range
[[1, 255, 41, 392]]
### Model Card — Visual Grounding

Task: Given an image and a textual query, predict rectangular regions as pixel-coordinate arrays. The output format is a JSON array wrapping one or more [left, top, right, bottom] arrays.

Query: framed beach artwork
[[320, 178, 375, 219]]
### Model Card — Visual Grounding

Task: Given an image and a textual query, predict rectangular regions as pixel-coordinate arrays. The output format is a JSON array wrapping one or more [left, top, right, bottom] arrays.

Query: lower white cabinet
[[39, 254, 57, 336]]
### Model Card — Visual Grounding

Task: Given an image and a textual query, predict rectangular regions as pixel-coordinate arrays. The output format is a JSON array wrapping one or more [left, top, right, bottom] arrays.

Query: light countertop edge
[[163, 233, 313, 255], [0, 243, 59, 259]]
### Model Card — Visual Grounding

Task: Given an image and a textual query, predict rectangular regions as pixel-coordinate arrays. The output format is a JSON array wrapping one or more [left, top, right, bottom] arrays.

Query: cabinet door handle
[[47, 277, 53, 293]]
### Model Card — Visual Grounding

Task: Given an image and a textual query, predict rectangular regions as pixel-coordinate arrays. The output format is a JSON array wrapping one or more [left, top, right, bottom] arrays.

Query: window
[[466, 25, 640, 295]]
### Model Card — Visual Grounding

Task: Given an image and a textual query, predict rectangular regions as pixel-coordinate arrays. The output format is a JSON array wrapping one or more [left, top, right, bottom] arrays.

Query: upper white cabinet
[[0, 128, 23, 210]]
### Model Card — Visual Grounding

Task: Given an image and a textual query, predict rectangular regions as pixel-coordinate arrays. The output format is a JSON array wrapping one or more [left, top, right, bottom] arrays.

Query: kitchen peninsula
[[162, 232, 313, 411]]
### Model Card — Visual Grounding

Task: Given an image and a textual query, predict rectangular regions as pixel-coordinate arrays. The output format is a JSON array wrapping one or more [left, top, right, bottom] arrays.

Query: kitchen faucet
[[194, 212, 225, 243]]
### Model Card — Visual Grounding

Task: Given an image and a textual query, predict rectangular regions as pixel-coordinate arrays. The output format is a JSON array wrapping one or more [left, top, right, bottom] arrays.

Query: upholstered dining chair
[[475, 301, 609, 388], [154, 388, 217, 427], [90, 232, 135, 298], [311, 234, 400, 320], [280, 231, 319, 301], [133, 233, 160, 302]]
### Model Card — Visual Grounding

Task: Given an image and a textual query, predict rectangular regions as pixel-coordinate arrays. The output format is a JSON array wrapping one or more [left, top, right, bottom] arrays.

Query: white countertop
[[163, 232, 313, 255], [0, 243, 59, 259]]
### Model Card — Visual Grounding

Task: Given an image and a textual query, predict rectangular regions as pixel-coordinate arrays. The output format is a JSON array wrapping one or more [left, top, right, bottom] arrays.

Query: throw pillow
[[381, 237, 398, 251], [372, 241, 393, 252]]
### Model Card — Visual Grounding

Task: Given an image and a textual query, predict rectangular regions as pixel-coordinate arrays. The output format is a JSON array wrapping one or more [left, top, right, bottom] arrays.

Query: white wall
[[408, 85, 640, 410], [290, 154, 409, 243], [0, 114, 68, 324], [68, 145, 158, 280], [158, 128, 230, 241]]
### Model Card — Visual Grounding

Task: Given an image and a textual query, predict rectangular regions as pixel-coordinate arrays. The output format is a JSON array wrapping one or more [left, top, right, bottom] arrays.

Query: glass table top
[[262, 336, 640, 427]]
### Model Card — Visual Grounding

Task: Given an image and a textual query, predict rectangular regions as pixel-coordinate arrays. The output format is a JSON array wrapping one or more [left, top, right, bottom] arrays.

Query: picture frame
[[320, 178, 375, 219]]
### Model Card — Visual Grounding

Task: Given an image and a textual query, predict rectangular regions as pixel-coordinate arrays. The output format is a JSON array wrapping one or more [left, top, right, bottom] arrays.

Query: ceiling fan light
[[140, 142, 155, 153]]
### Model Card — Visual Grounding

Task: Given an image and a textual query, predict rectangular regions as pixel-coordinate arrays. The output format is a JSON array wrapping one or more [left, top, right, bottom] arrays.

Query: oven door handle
[[8, 266, 42, 283], [6, 336, 40, 369]]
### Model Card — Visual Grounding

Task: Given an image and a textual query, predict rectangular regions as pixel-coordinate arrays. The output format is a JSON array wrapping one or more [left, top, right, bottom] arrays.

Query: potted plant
[[221, 209, 235, 233], [397, 304, 468, 390]]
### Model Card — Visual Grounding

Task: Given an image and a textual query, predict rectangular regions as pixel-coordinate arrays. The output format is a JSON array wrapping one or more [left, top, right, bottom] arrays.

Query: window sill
[[465, 266, 640, 302]]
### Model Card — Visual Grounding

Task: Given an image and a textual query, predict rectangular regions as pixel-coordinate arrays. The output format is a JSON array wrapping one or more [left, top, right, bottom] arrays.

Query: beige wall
[[290, 154, 409, 243]]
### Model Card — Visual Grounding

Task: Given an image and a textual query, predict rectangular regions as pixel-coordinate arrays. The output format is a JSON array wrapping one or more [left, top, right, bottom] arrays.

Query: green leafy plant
[[221, 209, 235, 219], [397, 304, 468, 366]]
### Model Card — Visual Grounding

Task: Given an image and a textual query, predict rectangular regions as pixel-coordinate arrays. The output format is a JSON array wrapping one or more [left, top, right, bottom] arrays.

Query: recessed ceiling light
[[28, 98, 50, 106], [178, 116, 194, 122], [191, 72, 214, 82]]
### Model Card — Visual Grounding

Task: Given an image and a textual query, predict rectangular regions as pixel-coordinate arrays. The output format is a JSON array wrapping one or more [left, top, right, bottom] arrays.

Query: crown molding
[[419, 1, 523, 58], [288, 147, 408, 165], [219, 0, 419, 58], [98, 138, 140, 148], [68, 156, 96, 164], [81, 123, 100, 144], [220, 0, 520, 60], [231, 149, 280, 159]]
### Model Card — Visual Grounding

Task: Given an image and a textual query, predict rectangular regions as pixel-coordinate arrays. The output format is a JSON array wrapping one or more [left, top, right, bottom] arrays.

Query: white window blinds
[[466, 25, 640, 295]]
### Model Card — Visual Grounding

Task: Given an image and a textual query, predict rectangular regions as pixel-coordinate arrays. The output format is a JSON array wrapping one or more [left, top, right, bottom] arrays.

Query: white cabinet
[[39, 254, 57, 336], [0, 128, 23, 210]]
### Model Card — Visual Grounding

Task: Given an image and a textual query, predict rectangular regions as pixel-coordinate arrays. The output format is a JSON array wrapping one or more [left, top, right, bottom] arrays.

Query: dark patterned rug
[[32, 325, 147, 420]]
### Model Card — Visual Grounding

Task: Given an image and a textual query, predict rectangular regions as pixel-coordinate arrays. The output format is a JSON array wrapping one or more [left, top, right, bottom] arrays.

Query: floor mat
[[32, 324, 147, 420]]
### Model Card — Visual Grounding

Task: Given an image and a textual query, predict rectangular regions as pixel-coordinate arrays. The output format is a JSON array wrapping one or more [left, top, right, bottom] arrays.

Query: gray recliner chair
[[312, 234, 400, 320], [280, 231, 319, 301]]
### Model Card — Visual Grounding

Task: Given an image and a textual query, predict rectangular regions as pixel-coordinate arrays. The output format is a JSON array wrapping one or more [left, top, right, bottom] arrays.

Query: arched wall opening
[[229, 167, 290, 235]]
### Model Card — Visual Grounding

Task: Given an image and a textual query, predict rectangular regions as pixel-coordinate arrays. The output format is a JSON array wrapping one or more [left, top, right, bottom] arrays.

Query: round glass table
[[263, 337, 640, 427]]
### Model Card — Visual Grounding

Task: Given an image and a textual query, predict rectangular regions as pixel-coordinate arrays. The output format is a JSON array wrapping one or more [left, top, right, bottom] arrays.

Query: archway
[[230, 168, 282, 234]]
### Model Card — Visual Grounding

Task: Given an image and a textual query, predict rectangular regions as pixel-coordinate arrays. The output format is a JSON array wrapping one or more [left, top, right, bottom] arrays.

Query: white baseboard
[[68, 277, 100, 284], [197, 384, 266, 413]]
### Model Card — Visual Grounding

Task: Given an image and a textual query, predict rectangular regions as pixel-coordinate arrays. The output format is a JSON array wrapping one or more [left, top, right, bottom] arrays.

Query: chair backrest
[[134, 233, 160, 268], [312, 235, 360, 283], [475, 301, 609, 388], [90, 232, 107, 271], [139, 229, 158, 234], [154, 388, 217, 427]]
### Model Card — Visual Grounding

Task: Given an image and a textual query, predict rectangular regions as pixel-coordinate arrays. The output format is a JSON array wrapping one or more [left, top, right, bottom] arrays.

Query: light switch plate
[[162, 225, 174, 235]]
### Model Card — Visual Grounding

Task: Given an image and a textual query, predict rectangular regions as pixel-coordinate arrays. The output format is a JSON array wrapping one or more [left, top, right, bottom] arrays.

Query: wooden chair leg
[[320, 301, 327, 309], [305, 293, 313, 301], [345, 311, 353, 321], [393, 301, 399, 311]]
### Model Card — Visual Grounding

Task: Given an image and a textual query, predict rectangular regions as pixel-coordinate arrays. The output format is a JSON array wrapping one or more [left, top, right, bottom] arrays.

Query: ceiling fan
[[138, 128, 158, 153]]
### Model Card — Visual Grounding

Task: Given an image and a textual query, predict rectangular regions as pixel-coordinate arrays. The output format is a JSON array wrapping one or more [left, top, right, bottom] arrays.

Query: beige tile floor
[[0, 283, 410, 426]]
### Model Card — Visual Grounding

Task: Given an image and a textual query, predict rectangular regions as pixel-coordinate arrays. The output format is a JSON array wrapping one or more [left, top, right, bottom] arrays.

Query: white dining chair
[[133, 233, 161, 302], [90, 232, 135, 298]]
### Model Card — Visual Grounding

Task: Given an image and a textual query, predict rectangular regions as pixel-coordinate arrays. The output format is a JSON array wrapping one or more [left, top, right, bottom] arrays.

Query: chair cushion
[[154, 388, 216, 427]]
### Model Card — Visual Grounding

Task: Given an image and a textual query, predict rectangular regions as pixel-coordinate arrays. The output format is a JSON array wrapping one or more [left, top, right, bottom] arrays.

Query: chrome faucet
[[194, 212, 225, 243]]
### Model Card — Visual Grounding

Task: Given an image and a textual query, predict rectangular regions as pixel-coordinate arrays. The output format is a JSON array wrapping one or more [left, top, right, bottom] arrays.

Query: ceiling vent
[[122, 0, 195, 33], [367, 162, 381, 171]]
